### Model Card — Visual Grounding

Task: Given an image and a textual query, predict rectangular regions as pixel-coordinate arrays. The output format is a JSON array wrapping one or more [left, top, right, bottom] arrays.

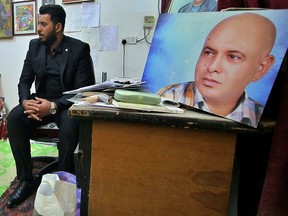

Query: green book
[[114, 89, 161, 105]]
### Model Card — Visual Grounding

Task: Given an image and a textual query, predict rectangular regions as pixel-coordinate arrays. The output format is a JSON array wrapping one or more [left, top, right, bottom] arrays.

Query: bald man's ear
[[252, 55, 275, 82]]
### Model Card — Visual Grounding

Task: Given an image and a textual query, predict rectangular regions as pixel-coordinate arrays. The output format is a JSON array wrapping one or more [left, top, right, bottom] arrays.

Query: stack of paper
[[63, 80, 145, 94]]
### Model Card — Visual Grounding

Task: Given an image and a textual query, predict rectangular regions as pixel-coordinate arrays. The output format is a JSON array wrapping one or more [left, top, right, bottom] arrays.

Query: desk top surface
[[69, 104, 275, 133]]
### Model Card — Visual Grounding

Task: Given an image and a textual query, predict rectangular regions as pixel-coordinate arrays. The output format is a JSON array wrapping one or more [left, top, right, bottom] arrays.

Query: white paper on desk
[[75, 101, 116, 108], [34, 174, 76, 216], [68, 93, 114, 107], [63, 81, 119, 94], [63, 80, 145, 94], [112, 99, 184, 114]]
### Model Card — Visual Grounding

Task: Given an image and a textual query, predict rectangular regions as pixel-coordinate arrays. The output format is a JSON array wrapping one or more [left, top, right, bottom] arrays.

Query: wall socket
[[144, 16, 155, 28], [126, 36, 137, 45]]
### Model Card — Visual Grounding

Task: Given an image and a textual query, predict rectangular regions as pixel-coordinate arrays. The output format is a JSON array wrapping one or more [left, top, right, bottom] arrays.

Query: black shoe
[[6, 180, 36, 208]]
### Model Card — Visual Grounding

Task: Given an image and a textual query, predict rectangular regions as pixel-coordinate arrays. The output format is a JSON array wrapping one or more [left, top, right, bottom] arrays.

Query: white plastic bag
[[34, 173, 76, 216]]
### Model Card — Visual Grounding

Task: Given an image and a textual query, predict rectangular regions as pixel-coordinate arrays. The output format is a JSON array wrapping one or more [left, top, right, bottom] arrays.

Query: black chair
[[30, 122, 82, 188], [30, 122, 59, 179]]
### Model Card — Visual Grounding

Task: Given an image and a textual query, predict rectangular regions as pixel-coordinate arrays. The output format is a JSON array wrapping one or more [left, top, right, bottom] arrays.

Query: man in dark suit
[[6, 4, 95, 208]]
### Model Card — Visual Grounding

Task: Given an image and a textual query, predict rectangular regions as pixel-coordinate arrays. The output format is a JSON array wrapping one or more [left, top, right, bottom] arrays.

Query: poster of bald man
[[142, 10, 288, 128], [168, 0, 218, 13]]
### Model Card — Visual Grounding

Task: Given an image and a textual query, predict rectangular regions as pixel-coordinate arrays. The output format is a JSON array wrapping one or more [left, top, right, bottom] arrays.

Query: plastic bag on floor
[[33, 173, 76, 216], [54, 171, 81, 216]]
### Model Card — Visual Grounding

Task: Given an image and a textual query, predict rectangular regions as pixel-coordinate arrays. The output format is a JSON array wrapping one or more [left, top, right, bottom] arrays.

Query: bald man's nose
[[207, 56, 222, 73]]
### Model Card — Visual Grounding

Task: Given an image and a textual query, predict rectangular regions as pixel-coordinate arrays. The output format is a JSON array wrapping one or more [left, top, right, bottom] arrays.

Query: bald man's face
[[194, 14, 275, 106]]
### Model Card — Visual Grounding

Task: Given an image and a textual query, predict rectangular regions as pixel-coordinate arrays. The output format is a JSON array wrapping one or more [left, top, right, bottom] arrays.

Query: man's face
[[37, 14, 57, 46], [194, 24, 265, 105]]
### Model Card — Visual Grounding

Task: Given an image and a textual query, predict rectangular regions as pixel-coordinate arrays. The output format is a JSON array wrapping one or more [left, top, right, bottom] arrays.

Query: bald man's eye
[[229, 54, 241, 60], [203, 50, 214, 56]]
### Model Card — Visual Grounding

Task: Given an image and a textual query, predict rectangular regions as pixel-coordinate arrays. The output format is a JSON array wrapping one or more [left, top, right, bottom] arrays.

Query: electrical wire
[[134, 1, 160, 45], [122, 40, 126, 78], [137, 0, 160, 45], [137, 27, 151, 45], [120, 1, 159, 78], [144, 28, 152, 44]]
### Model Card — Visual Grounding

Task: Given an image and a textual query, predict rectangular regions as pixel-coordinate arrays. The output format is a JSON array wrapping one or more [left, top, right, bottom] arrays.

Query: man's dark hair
[[39, 4, 66, 30]]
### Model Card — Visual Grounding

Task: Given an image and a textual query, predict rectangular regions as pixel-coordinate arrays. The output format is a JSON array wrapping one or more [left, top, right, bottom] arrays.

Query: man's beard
[[39, 30, 57, 46]]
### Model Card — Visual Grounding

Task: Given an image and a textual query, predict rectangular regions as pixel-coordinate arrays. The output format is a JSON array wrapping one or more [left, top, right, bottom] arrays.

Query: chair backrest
[[31, 122, 59, 145]]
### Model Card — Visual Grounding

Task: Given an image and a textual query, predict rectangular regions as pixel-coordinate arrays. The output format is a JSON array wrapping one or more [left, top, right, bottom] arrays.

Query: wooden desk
[[69, 105, 274, 216]]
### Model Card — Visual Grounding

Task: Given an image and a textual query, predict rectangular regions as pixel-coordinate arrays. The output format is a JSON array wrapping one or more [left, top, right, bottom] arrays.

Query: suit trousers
[[7, 104, 79, 181]]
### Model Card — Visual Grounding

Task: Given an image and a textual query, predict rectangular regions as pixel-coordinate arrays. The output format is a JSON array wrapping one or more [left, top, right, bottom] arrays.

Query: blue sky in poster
[[142, 10, 288, 106]]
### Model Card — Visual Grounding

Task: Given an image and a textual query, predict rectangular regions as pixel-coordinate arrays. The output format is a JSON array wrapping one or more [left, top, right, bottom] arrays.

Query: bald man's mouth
[[201, 77, 220, 87]]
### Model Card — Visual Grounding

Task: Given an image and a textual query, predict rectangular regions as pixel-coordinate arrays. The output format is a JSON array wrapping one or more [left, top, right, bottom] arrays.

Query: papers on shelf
[[63, 80, 145, 94]]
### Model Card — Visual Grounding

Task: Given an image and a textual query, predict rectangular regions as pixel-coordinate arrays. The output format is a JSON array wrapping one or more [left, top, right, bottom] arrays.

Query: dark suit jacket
[[18, 35, 95, 112]]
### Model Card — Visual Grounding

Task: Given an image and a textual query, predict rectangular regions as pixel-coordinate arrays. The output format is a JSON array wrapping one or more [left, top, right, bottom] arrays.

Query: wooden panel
[[89, 121, 236, 216]]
